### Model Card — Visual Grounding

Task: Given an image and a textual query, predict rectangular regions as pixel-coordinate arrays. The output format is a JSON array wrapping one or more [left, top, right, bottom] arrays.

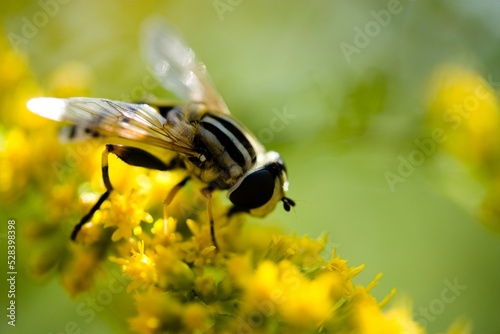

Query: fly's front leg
[[72, 144, 179, 241], [163, 176, 190, 234], [201, 186, 218, 250]]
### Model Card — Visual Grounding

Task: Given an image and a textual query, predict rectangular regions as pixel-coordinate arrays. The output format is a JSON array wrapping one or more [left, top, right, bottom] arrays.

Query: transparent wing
[[27, 97, 198, 157], [142, 18, 230, 115]]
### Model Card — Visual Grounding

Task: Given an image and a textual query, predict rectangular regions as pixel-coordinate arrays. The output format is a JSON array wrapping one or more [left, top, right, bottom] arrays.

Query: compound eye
[[229, 169, 275, 209]]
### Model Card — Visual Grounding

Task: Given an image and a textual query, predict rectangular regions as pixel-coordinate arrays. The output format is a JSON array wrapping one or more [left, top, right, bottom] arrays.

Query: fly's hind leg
[[71, 144, 180, 241], [71, 145, 114, 240]]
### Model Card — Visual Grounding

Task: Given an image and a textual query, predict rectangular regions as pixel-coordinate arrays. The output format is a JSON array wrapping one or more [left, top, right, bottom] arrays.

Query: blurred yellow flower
[[427, 65, 500, 173], [352, 292, 421, 334], [129, 288, 211, 334], [427, 65, 500, 232], [61, 244, 104, 298]]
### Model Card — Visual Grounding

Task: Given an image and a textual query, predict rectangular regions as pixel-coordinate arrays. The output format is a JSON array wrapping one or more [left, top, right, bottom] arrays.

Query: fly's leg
[[71, 145, 114, 240], [72, 144, 180, 241], [202, 186, 218, 250], [162, 176, 190, 234]]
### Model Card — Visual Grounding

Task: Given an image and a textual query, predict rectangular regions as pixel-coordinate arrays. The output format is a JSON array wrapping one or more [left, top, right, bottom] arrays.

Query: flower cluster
[[0, 31, 467, 333]]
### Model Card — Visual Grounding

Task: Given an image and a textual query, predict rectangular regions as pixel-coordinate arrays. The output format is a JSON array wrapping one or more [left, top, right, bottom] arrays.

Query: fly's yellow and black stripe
[[199, 113, 257, 170]]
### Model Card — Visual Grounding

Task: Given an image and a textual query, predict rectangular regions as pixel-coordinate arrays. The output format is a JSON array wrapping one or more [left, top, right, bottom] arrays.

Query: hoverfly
[[27, 19, 295, 249]]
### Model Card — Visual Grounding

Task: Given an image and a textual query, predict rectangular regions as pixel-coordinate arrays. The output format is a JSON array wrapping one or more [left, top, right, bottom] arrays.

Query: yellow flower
[[92, 191, 153, 242], [278, 270, 339, 328], [427, 65, 500, 172], [112, 241, 158, 292], [193, 274, 217, 303], [328, 248, 365, 299], [61, 244, 103, 298], [129, 288, 211, 334], [152, 244, 195, 291], [384, 302, 425, 334], [351, 290, 407, 334], [427, 65, 500, 232]]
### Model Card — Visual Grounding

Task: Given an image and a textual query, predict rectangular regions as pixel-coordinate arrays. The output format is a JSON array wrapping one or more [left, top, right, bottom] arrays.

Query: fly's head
[[227, 151, 295, 216]]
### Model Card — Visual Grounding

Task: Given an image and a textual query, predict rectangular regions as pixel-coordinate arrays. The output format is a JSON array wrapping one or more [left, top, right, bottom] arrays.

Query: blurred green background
[[1, 0, 500, 333]]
